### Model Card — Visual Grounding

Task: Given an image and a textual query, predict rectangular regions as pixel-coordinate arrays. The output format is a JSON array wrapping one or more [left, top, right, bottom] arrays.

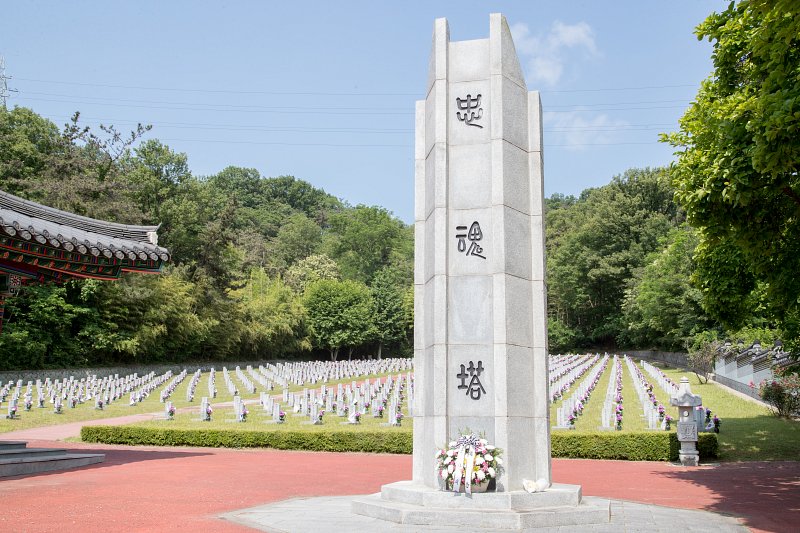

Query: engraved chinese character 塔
[[455, 94, 483, 128], [457, 360, 486, 400]]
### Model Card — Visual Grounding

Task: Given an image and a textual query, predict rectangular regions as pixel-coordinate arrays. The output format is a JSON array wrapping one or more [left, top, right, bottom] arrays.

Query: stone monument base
[[351, 481, 610, 529]]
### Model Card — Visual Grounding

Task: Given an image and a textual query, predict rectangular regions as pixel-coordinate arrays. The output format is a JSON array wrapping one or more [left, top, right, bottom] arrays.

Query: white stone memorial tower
[[353, 14, 610, 527], [412, 12, 549, 493]]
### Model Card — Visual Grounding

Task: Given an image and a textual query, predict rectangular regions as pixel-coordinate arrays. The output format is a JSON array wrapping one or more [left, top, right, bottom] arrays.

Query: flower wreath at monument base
[[435, 433, 503, 494]]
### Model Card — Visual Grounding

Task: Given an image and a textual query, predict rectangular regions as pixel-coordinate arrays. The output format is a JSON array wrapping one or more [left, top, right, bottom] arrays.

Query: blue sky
[[4, 1, 724, 223]]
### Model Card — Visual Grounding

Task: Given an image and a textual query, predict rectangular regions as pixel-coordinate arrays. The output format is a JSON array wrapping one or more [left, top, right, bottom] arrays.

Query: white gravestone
[[353, 14, 609, 529]]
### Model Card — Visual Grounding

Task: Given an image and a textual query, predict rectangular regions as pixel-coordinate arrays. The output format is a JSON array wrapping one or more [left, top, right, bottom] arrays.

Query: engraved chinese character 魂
[[455, 94, 483, 128], [457, 360, 486, 400], [455, 221, 485, 259]]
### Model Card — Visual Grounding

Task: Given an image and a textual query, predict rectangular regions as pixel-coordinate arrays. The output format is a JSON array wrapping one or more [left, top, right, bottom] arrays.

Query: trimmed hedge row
[[550, 430, 718, 461], [80, 426, 412, 454], [81, 425, 717, 461]]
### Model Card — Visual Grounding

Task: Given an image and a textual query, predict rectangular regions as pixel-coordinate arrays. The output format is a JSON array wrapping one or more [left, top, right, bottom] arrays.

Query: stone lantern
[[670, 377, 703, 466]]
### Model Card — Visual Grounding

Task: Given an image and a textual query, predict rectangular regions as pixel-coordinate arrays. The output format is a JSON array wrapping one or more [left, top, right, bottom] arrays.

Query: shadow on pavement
[[655, 460, 800, 533]]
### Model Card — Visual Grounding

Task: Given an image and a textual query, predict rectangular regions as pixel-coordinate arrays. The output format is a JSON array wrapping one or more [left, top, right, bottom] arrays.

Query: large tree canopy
[[663, 0, 800, 357]]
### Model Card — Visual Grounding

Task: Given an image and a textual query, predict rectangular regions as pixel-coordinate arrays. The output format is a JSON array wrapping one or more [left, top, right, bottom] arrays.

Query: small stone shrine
[[670, 377, 703, 466], [352, 14, 610, 528]]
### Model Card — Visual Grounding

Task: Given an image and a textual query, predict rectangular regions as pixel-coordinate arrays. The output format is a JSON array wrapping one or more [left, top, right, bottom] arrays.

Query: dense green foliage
[[81, 425, 412, 453], [663, 0, 800, 361], [81, 424, 717, 461], [545, 168, 691, 350], [0, 107, 413, 368]]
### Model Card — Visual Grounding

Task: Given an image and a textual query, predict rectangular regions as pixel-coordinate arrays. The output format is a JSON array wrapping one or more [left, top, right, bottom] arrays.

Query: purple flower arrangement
[[614, 359, 624, 430]]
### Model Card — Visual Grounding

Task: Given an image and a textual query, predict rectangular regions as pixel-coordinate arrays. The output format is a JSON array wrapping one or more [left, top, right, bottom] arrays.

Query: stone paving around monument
[[225, 495, 747, 533]]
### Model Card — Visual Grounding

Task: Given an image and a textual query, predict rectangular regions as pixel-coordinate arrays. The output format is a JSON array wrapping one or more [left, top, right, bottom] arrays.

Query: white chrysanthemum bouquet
[[435, 434, 503, 492]]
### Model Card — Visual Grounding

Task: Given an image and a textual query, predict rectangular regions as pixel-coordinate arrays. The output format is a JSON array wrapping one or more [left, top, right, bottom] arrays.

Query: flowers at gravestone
[[435, 434, 504, 493], [239, 406, 248, 423], [354, 411, 361, 423], [278, 410, 286, 422], [663, 414, 673, 430], [24, 399, 32, 411], [317, 409, 325, 424], [658, 404, 666, 421], [568, 413, 576, 427], [6, 405, 16, 419], [376, 405, 384, 418], [395, 411, 404, 425], [705, 408, 712, 425], [713, 415, 721, 433], [167, 405, 176, 420], [204, 405, 213, 422], [69, 397, 78, 409]]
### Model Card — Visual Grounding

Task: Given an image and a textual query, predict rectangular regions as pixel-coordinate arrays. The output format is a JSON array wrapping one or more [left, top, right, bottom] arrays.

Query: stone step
[[352, 492, 611, 530], [0, 447, 69, 460], [0, 441, 27, 451], [0, 453, 105, 478], [381, 481, 582, 510]]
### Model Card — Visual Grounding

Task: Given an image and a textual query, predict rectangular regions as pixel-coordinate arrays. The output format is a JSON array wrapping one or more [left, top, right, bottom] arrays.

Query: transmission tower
[[0, 56, 18, 109]]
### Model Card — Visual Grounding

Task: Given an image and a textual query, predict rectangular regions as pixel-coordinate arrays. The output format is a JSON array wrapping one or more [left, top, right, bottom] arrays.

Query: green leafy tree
[[622, 225, 714, 350], [370, 267, 407, 359], [285, 253, 341, 293], [229, 268, 309, 357], [323, 205, 409, 283], [269, 213, 322, 271], [546, 168, 679, 346], [261, 175, 342, 223], [0, 108, 149, 222], [91, 271, 215, 362], [663, 0, 800, 360], [123, 139, 191, 221], [303, 279, 375, 360]]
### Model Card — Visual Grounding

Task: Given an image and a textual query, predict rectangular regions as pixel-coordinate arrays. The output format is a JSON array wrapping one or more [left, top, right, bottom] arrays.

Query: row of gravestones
[[169, 372, 414, 426], [549, 354, 720, 433], [0, 369, 176, 419], [641, 359, 719, 433]]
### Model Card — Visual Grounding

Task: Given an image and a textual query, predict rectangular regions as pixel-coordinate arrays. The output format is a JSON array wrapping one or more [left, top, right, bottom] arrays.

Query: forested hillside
[[0, 106, 780, 369]]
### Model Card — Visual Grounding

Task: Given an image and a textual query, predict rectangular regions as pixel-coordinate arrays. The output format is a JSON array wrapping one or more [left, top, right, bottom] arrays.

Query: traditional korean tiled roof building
[[0, 189, 170, 302]]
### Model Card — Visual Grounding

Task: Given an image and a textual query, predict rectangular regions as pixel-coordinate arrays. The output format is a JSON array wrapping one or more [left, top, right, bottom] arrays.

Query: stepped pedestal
[[352, 482, 610, 530]]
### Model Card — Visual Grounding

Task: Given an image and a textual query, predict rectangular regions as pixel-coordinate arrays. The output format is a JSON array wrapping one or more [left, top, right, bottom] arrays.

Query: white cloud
[[544, 111, 628, 151], [511, 20, 599, 87]]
